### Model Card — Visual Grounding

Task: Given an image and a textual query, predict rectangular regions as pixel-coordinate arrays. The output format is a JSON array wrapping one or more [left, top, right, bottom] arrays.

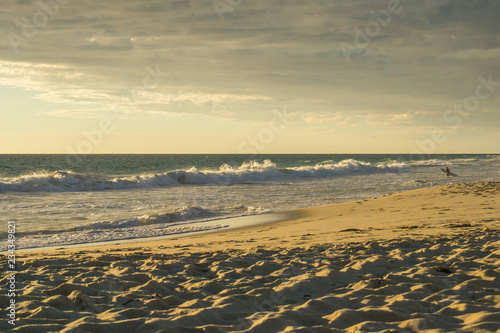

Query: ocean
[[1, 154, 499, 250]]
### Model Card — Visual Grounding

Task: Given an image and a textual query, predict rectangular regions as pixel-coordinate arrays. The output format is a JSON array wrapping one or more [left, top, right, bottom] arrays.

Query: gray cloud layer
[[0, 0, 499, 131]]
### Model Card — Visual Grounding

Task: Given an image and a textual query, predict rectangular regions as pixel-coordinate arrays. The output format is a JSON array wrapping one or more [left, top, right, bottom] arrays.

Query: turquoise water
[[1, 154, 499, 249]]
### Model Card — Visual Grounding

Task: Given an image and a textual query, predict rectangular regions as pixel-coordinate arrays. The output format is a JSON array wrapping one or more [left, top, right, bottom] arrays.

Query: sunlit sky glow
[[1, 0, 499, 153]]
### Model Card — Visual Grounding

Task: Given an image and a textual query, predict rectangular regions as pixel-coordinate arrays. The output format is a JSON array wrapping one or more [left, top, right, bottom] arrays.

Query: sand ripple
[[2, 227, 499, 332]]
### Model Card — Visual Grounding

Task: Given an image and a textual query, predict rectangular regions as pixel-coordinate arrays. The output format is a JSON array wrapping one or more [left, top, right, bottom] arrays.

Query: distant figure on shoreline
[[441, 166, 457, 177]]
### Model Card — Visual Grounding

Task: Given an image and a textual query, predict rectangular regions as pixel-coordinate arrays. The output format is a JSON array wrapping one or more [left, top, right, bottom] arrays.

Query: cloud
[[366, 113, 414, 126], [37, 108, 115, 118], [0, 0, 498, 132]]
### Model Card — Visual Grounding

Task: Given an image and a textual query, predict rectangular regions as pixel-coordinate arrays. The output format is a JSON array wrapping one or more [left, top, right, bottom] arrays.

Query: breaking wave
[[0, 159, 408, 193], [69, 206, 216, 231]]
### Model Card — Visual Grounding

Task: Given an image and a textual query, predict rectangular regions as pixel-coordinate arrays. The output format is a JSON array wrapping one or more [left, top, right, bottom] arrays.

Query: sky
[[0, 0, 499, 154]]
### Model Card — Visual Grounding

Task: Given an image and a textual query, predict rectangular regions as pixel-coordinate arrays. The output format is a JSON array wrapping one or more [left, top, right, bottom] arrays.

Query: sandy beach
[[3, 182, 500, 332]]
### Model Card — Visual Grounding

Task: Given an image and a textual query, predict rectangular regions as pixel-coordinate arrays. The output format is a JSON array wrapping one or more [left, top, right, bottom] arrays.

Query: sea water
[[1, 154, 499, 250]]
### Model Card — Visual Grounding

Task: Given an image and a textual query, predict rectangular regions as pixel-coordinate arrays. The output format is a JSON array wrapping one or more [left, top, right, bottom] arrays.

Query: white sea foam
[[13, 223, 230, 250], [0, 159, 408, 192], [70, 206, 216, 231], [9, 204, 277, 250], [243, 206, 271, 215], [408, 157, 482, 167]]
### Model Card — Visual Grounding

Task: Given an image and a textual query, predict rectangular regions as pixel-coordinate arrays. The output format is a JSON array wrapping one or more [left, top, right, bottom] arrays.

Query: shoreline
[[21, 181, 500, 256], [18, 211, 296, 253], [4, 182, 499, 332]]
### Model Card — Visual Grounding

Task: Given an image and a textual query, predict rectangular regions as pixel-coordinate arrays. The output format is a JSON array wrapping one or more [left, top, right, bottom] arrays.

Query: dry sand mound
[[3, 227, 499, 332]]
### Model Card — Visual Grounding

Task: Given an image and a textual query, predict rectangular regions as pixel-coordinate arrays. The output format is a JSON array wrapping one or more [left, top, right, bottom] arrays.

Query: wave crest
[[0, 159, 408, 192], [70, 206, 216, 231]]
